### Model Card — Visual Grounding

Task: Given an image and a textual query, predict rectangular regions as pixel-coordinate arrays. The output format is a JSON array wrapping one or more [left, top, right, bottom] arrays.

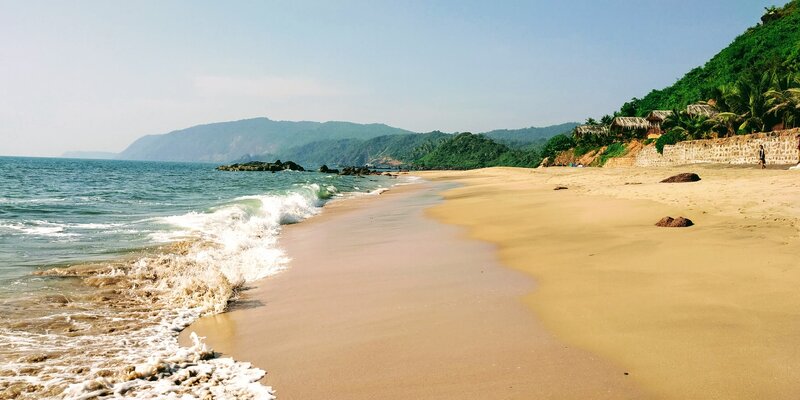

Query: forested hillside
[[619, 0, 800, 116]]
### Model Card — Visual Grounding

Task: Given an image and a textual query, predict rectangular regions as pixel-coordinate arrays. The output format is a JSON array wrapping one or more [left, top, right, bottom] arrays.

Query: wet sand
[[180, 181, 644, 399], [421, 166, 800, 399]]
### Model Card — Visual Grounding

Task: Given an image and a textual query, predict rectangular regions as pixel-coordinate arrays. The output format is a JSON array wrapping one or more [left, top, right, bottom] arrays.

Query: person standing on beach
[[758, 144, 766, 169]]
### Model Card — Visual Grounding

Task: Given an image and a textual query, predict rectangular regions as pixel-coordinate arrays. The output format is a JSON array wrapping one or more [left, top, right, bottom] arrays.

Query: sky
[[0, 0, 777, 157]]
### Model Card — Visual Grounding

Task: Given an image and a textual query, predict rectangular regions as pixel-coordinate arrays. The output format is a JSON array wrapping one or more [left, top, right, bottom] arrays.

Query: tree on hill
[[540, 134, 576, 161], [413, 132, 542, 169], [617, 0, 800, 116]]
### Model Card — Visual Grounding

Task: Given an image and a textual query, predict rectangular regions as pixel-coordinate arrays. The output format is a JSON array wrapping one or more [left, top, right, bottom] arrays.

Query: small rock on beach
[[660, 173, 701, 183], [655, 216, 694, 227]]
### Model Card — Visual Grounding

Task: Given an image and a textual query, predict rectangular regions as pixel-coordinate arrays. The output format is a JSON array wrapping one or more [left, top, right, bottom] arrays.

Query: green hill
[[480, 122, 579, 146], [415, 132, 540, 170], [270, 131, 450, 167], [117, 118, 414, 162], [619, 0, 800, 116]]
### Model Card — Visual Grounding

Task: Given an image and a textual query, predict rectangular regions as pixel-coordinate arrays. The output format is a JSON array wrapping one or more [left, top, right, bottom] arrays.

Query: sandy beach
[[422, 165, 800, 399], [181, 165, 800, 399], [179, 181, 643, 399]]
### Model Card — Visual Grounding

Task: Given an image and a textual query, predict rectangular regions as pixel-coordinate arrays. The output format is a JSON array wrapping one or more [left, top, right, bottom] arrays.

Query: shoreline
[[179, 179, 645, 399], [179, 164, 800, 398], [420, 166, 800, 399]]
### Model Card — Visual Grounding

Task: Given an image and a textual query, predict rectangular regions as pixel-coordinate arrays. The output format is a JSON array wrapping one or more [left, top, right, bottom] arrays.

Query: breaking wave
[[0, 183, 338, 399]]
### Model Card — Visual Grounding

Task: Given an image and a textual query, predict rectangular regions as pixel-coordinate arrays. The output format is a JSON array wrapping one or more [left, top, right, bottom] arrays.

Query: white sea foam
[[0, 221, 79, 238], [395, 175, 422, 186], [0, 197, 67, 204], [71, 223, 123, 230], [0, 184, 336, 399]]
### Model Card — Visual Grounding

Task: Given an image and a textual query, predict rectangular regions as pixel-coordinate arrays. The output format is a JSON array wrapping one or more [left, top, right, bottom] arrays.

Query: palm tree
[[714, 72, 772, 134], [765, 88, 800, 129], [663, 110, 710, 140], [706, 112, 743, 137]]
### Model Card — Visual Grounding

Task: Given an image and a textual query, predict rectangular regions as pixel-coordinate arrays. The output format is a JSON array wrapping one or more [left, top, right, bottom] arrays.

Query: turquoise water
[[0, 156, 393, 399]]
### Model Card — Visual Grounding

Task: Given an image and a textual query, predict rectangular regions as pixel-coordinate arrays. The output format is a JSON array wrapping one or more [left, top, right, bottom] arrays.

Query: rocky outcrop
[[217, 161, 390, 176], [216, 160, 305, 172], [318, 165, 340, 174], [338, 166, 382, 176], [655, 216, 694, 227], [660, 173, 701, 183]]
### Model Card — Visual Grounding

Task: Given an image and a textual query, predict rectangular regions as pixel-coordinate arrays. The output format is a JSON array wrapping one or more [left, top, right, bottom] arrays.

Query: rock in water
[[660, 173, 701, 183], [216, 160, 305, 172], [655, 216, 694, 227]]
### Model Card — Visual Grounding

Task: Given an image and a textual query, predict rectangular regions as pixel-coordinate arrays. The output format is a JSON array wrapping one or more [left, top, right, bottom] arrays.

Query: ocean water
[[0, 157, 394, 399]]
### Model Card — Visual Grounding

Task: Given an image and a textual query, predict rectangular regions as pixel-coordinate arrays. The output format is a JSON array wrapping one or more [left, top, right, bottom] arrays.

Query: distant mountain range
[[481, 123, 580, 144], [115, 118, 414, 163], [63, 117, 579, 166]]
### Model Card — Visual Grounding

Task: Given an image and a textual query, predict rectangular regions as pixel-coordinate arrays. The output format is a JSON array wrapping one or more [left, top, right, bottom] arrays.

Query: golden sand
[[421, 166, 800, 399], [180, 182, 644, 399]]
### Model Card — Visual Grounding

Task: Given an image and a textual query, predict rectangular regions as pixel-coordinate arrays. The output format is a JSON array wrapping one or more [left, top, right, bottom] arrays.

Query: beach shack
[[686, 103, 719, 118], [573, 124, 610, 143], [609, 117, 649, 139], [645, 110, 673, 138]]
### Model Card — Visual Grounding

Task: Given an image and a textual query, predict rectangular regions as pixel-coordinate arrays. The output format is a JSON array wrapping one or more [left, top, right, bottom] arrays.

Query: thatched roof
[[574, 124, 609, 138], [646, 110, 673, 122], [686, 103, 718, 118], [610, 117, 649, 130]]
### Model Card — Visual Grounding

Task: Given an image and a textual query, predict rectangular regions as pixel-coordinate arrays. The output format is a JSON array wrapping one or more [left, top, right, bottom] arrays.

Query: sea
[[0, 156, 396, 399]]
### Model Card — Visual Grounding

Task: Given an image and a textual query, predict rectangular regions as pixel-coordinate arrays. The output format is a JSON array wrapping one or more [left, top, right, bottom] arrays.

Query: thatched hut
[[645, 110, 673, 138], [610, 117, 649, 139], [573, 124, 610, 141], [686, 103, 718, 118]]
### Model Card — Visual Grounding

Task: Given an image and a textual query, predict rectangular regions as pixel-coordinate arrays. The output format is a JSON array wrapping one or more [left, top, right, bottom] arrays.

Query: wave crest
[[1, 184, 333, 399]]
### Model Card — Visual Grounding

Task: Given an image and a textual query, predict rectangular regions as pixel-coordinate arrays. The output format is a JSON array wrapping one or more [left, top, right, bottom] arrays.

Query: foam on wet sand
[[180, 181, 645, 399]]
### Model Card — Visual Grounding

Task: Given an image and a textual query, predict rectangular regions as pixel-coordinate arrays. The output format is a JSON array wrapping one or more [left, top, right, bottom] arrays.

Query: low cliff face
[[635, 128, 800, 167], [548, 141, 644, 167]]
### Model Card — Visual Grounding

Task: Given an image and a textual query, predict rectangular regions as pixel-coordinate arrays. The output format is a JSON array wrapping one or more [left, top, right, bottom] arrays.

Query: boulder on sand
[[655, 216, 694, 227], [660, 173, 701, 183]]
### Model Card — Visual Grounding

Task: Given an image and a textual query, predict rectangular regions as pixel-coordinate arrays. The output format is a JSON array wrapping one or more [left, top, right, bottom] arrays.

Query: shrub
[[655, 130, 685, 154], [597, 143, 627, 166], [541, 134, 576, 161]]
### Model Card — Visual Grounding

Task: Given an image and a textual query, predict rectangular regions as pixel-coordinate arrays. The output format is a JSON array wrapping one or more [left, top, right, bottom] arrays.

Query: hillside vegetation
[[480, 122, 579, 146], [265, 132, 450, 167], [619, 0, 800, 116], [559, 1, 800, 165], [414, 133, 541, 169]]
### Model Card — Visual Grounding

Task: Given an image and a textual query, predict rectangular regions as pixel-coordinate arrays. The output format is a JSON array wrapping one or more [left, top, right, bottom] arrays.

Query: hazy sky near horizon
[[1, 0, 776, 156]]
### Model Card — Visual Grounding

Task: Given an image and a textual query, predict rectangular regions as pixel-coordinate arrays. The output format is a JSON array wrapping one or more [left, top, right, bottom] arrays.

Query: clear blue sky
[[0, 0, 777, 156]]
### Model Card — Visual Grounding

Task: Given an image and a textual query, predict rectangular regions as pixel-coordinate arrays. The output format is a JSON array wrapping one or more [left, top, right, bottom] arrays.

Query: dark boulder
[[338, 166, 378, 176], [660, 173, 701, 183], [281, 161, 304, 171], [655, 216, 694, 227], [216, 160, 305, 172], [318, 165, 340, 174], [553, 186, 568, 190]]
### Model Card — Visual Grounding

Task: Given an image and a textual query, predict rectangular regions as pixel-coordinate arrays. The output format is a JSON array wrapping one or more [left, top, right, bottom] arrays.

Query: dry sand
[[421, 165, 800, 399], [180, 181, 644, 399]]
